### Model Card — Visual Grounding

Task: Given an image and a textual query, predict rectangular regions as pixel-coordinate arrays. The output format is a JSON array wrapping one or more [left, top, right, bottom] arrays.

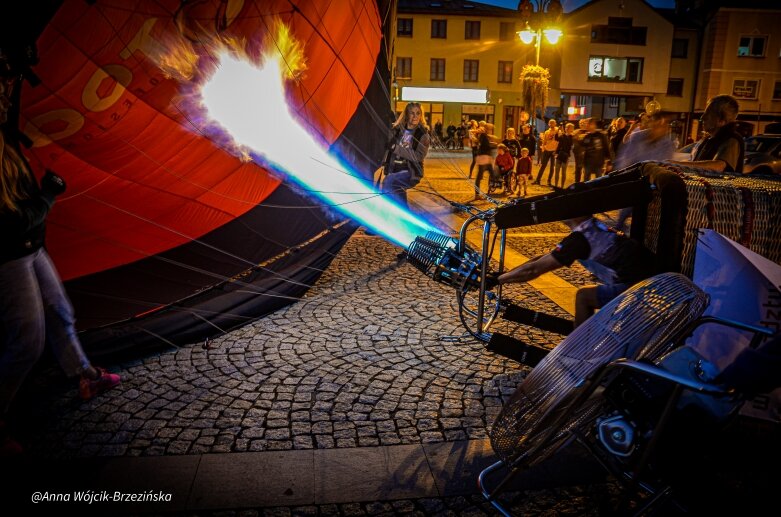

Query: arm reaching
[[498, 253, 564, 284]]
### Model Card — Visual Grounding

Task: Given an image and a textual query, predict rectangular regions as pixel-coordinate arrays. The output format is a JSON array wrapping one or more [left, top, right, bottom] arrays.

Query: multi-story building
[[690, 1, 781, 136], [394, 1, 531, 135], [393, 0, 781, 140], [560, 0, 676, 120], [656, 11, 700, 144]]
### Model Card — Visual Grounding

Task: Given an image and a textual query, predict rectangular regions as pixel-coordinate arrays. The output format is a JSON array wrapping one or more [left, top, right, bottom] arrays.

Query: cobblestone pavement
[[21, 235, 573, 459], [12, 149, 626, 514]]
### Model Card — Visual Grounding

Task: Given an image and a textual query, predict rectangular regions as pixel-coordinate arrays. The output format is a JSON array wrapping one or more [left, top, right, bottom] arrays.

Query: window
[[732, 79, 760, 99], [667, 78, 684, 97], [738, 36, 767, 57], [431, 19, 447, 39], [430, 58, 445, 81], [774, 81, 781, 101], [671, 38, 688, 58], [397, 18, 413, 37], [591, 17, 647, 45], [498, 61, 513, 83], [396, 57, 412, 80], [465, 21, 481, 40], [499, 22, 515, 41], [464, 60, 479, 82], [588, 56, 644, 83]]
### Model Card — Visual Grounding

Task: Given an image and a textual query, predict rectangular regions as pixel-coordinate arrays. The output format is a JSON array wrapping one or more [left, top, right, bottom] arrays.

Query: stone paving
[[21, 234, 583, 459], [12, 150, 626, 515]]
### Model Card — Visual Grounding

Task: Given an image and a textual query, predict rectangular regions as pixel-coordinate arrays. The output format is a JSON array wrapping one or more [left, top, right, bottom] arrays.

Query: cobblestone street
[[11, 150, 618, 515]]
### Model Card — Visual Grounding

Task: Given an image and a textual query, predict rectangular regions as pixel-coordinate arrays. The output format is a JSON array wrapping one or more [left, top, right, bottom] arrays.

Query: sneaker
[[0, 421, 23, 457], [79, 368, 121, 400]]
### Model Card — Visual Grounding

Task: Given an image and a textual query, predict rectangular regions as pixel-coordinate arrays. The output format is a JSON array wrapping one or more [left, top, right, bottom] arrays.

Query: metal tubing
[[607, 358, 731, 396], [477, 460, 515, 517], [477, 219, 492, 334], [458, 214, 479, 254]]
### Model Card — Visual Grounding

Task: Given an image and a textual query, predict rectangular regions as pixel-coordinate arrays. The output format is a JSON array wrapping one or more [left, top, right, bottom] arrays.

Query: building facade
[[392, 0, 781, 140], [394, 1, 547, 136], [693, 4, 781, 136], [560, 0, 676, 122]]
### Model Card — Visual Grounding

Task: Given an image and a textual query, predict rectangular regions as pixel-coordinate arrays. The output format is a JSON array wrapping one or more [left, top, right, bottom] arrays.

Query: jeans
[[535, 151, 555, 183], [554, 156, 569, 188], [583, 163, 603, 182], [0, 248, 90, 415], [574, 153, 584, 183], [474, 164, 493, 196], [383, 169, 416, 209]]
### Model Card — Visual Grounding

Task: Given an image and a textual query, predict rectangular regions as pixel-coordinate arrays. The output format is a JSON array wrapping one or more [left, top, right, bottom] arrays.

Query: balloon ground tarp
[[689, 229, 781, 422], [4, 0, 395, 357]]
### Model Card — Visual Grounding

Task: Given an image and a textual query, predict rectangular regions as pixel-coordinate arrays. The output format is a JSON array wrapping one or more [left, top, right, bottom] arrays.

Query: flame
[[176, 20, 436, 248], [265, 20, 307, 81], [159, 38, 199, 82]]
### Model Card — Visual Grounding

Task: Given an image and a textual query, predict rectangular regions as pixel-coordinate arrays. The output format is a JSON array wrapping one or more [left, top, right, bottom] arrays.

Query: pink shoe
[[0, 421, 23, 457], [79, 367, 121, 400]]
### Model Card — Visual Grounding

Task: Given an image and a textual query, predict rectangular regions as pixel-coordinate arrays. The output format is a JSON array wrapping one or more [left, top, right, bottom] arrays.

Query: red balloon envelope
[[11, 0, 391, 354]]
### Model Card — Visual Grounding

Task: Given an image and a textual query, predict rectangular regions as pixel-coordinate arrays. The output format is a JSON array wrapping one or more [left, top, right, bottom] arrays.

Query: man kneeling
[[496, 216, 658, 327]]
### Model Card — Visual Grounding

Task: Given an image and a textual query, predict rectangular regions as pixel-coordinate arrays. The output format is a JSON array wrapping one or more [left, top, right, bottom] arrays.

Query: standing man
[[534, 119, 559, 185], [613, 112, 676, 231], [518, 124, 537, 165], [609, 117, 628, 157], [553, 123, 574, 188], [581, 118, 612, 181], [572, 118, 588, 184], [675, 94, 744, 173]]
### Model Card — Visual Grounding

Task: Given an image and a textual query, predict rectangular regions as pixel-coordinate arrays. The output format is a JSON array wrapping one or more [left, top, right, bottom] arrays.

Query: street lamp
[[516, 0, 563, 66]]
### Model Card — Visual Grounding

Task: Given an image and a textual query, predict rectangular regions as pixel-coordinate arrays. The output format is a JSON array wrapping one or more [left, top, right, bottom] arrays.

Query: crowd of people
[[426, 95, 753, 332], [389, 95, 748, 208], [435, 112, 672, 198]]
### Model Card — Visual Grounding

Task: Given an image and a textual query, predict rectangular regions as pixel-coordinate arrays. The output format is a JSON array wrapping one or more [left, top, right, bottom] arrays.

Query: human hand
[[483, 272, 501, 290], [41, 169, 67, 197]]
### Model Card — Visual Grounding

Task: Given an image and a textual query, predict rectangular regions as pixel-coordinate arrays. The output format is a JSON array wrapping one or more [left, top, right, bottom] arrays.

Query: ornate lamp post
[[517, 0, 563, 126], [517, 0, 563, 66]]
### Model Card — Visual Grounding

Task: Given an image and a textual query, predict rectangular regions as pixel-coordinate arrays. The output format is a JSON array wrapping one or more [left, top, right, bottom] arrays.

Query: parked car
[[672, 142, 696, 162], [743, 134, 781, 176]]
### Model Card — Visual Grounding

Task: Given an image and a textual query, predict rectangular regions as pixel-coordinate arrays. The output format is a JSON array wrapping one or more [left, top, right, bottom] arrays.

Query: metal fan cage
[[406, 231, 454, 276], [489, 272, 709, 467]]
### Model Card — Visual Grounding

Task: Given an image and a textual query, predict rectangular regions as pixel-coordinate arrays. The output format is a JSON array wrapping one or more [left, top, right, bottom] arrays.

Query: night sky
[[483, 0, 677, 10]]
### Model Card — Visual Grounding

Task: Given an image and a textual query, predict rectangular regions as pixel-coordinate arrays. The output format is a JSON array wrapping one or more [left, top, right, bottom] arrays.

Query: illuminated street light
[[543, 28, 562, 45], [516, 0, 564, 66], [518, 27, 535, 45]]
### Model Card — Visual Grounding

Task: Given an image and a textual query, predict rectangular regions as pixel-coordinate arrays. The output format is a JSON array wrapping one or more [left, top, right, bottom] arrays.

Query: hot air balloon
[[2, 0, 396, 356]]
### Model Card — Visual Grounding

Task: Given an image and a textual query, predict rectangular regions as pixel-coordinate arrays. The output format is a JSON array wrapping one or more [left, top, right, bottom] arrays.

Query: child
[[495, 144, 514, 183], [502, 128, 522, 160], [516, 147, 532, 196]]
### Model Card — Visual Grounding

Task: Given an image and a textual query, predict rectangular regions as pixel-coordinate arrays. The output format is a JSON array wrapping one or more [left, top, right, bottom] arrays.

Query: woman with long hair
[[0, 127, 120, 456], [382, 102, 430, 210]]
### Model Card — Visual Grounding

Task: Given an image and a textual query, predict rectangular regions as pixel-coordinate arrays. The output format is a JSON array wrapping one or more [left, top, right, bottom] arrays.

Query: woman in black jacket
[[0, 128, 120, 455]]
